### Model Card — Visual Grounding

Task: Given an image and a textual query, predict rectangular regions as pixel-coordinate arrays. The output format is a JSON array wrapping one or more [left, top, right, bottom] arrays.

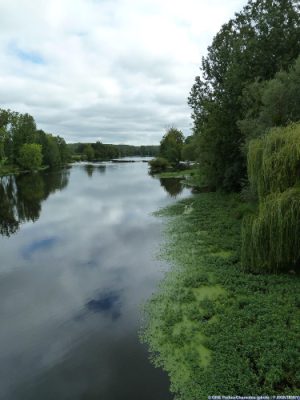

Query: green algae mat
[[141, 193, 300, 399]]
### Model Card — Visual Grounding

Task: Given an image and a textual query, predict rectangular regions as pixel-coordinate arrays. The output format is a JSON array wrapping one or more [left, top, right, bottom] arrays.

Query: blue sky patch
[[10, 42, 44, 65], [21, 236, 58, 259]]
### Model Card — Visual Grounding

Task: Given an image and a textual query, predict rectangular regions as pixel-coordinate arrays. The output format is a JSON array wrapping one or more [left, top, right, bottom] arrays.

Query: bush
[[148, 157, 170, 173], [18, 143, 43, 171]]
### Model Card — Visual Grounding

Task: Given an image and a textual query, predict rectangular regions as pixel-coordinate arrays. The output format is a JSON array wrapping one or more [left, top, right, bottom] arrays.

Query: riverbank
[[0, 164, 70, 177], [141, 193, 300, 399], [0, 164, 49, 177], [152, 168, 208, 190]]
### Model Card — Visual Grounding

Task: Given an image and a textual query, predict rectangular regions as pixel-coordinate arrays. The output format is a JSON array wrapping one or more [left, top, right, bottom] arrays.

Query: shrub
[[148, 157, 170, 173], [18, 143, 43, 171]]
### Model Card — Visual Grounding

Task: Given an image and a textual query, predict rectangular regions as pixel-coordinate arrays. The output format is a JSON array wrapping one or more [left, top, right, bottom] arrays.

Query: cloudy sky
[[0, 0, 245, 144]]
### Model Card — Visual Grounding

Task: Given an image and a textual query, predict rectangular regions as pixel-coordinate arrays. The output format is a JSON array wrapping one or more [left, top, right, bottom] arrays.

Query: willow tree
[[242, 123, 300, 272]]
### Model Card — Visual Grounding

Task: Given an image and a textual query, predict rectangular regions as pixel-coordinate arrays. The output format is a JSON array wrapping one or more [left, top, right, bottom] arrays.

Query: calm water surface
[[0, 161, 190, 400]]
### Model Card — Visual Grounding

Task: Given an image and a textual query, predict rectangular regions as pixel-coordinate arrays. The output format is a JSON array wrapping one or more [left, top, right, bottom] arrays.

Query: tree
[[83, 144, 95, 161], [239, 55, 300, 141], [160, 128, 184, 165], [18, 143, 42, 171], [242, 123, 300, 273], [181, 136, 197, 161], [12, 113, 37, 162], [188, 0, 300, 190]]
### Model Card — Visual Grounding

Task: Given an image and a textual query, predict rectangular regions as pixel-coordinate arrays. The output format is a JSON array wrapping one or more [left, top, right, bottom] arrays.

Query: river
[[0, 161, 190, 400]]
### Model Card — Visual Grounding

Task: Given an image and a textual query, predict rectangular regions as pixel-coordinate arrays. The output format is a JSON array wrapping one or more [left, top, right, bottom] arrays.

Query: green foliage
[[242, 123, 300, 272], [18, 143, 42, 171], [160, 127, 184, 165], [69, 142, 159, 160], [0, 109, 70, 171], [242, 187, 300, 272], [142, 193, 300, 399], [188, 0, 300, 190], [182, 136, 197, 161], [239, 56, 300, 141], [148, 157, 170, 173], [248, 123, 300, 199], [83, 144, 95, 161]]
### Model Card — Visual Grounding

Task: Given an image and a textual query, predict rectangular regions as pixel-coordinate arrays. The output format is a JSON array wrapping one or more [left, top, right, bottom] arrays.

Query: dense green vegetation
[[142, 194, 300, 399], [143, 0, 300, 398], [0, 109, 70, 174], [187, 0, 300, 191], [18, 143, 43, 171], [242, 123, 300, 273], [149, 127, 194, 173], [0, 108, 159, 172], [69, 141, 159, 161], [160, 128, 184, 166]]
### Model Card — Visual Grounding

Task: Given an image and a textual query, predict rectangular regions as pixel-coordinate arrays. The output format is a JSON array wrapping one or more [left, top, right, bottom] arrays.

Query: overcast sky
[[0, 0, 245, 144]]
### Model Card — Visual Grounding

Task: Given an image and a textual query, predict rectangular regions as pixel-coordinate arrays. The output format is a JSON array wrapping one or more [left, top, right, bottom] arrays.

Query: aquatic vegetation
[[141, 193, 300, 399]]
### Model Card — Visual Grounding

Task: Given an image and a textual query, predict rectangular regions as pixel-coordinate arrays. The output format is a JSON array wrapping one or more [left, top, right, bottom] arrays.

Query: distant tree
[[18, 143, 42, 170], [148, 157, 170, 173], [12, 113, 37, 162], [93, 141, 107, 159], [83, 144, 95, 161], [56, 135, 70, 164], [160, 128, 184, 165]]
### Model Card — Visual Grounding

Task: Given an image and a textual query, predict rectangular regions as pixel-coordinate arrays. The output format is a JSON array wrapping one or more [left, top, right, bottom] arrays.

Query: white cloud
[[0, 0, 246, 144]]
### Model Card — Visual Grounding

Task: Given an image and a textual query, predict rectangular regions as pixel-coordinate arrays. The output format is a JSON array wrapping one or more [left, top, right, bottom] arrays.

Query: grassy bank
[[153, 168, 208, 189], [154, 169, 196, 179], [0, 164, 63, 177], [141, 193, 300, 399], [0, 164, 21, 176]]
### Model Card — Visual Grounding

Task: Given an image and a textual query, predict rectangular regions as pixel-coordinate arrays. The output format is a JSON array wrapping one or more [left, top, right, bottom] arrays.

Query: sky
[[0, 0, 245, 144]]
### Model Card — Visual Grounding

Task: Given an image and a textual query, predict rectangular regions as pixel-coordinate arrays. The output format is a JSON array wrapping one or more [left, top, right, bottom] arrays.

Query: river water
[[0, 161, 190, 400]]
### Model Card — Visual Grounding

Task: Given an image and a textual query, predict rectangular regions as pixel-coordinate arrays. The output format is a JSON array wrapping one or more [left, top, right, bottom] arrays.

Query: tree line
[[70, 142, 159, 161], [187, 0, 300, 191], [0, 109, 70, 171], [152, 0, 300, 274]]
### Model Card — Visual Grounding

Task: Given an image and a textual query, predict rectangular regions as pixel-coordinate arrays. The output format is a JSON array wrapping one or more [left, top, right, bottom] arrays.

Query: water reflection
[[0, 169, 70, 237], [84, 164, 107, 177], [86, 290, 121, 319], [97, 164, 106, 174], [84, 164, 95, 177], [0, 162, 190, 400], [159, 177, 183, 197]]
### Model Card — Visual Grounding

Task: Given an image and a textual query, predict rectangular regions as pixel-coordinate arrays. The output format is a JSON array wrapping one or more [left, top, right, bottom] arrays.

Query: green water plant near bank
[[0, 164, 49, 177], [141, 193, 300, 399], [154, 169, 196, 179], [154, 168, 208, 190]]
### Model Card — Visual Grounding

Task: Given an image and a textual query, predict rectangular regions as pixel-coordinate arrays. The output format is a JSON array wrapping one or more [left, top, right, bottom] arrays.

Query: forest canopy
[[187, 0, 300, 191]]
